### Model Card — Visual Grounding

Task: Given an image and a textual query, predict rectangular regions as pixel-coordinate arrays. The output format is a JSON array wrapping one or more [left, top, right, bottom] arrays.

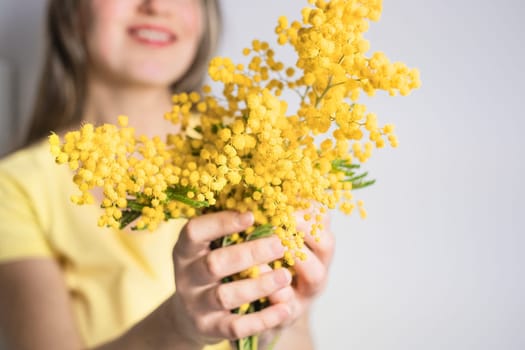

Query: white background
[[1, 1, 524, 349]]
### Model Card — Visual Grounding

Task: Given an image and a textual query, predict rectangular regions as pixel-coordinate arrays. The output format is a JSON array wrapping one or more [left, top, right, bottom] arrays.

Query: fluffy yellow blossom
[[50, 0, 419, 302]]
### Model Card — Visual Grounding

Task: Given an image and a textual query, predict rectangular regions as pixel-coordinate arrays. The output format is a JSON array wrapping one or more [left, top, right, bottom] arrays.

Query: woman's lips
[[128, 25, 177, 47]]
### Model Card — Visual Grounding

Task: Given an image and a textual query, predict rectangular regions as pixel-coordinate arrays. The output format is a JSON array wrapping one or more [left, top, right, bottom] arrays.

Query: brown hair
[[25, 0, 221, 146]]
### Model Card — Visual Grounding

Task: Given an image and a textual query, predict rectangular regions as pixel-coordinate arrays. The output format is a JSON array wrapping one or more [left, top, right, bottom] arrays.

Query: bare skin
[[0, 211, 334, 349], [0, 1, 335, 348]]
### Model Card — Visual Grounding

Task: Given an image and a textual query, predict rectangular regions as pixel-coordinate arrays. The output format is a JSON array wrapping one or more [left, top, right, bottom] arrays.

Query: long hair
[[25, 0, 222, 146]]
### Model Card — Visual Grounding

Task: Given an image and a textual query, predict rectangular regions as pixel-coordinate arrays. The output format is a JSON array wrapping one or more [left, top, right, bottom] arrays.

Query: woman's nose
[[138, 0, 174, 16]]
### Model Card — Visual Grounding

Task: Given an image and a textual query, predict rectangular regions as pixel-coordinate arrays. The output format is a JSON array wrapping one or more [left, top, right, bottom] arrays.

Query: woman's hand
[[262, 210, 335, 349], [169, 211, 294, 347], [273, 210, 334, 314]]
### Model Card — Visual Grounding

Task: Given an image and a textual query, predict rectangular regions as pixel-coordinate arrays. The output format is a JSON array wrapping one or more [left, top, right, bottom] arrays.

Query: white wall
[[1, 1, 524, 349], [0, 1, 46, 154], [0, 59, 13, 152]]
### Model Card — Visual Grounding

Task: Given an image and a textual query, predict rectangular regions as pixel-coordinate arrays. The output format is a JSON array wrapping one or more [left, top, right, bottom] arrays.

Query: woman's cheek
[[91, 0, 131, 21], [87, 27, 117, 71], [178, 2, 204, 37], [87, 1, 131, 69]]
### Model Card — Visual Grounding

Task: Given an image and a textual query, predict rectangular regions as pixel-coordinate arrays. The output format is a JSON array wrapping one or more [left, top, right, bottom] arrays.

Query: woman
[[0, 1, 334, 349]]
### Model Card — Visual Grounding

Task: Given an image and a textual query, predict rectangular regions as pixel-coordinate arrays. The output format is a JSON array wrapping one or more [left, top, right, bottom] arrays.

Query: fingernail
[[237, 211, 254, 227], [274, 268, 292, 285]]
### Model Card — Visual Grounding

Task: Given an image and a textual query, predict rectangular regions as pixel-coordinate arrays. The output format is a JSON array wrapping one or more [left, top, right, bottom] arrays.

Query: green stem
[[265, 332, 281, 350], [236, 334, 258, 350], [314, 77, 346, 107]]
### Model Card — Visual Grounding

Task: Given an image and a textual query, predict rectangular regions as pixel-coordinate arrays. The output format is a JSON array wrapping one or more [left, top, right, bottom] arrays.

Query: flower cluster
[[50, 0, 420, 266]]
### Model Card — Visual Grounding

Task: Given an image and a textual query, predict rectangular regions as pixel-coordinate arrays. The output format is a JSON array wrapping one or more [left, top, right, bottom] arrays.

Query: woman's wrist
[[95, 295, 203, 350], [161, 294, 204, 350], [269, 311, 314, 350]]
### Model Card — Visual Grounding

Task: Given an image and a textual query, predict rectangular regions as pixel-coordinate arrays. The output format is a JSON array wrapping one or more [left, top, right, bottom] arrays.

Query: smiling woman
[[128, 25, 178, 46], [0, 1, 326, 350], [86, 0, 204, 87], [25, 0, 219, 146]]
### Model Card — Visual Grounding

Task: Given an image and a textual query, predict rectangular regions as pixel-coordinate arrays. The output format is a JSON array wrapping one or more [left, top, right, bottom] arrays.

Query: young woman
[[0, 1, 334, 349]]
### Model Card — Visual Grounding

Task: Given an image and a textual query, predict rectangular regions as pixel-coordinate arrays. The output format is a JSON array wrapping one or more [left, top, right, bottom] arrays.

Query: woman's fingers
[[302, 227, 335, 267], [215, 303, 291, 341], [174, 211, 254, 259], [268, 285, 303, 327], [292, 245, 328, 297], [170, 208, 332, 343], [188, 236, 285, 284], [296, 210, 335, 267], [189, 303, 291, 341], [268, 285, 294, 304], [202, 268, 292, 311]]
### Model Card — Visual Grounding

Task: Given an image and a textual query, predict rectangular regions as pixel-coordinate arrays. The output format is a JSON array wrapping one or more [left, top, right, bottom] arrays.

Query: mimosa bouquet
[[49, 0, 420, 348]]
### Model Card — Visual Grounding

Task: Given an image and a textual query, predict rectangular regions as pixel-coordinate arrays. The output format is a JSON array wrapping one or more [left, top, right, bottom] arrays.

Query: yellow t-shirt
[[0, 141, 229, 349]]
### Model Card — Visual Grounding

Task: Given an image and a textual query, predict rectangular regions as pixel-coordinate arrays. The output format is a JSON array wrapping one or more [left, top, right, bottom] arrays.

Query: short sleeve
[[0, 170, 54, 262]]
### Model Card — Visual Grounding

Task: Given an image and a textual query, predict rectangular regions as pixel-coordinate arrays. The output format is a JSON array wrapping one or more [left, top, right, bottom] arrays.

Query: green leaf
[[127, 200, 145, 212], [331, 158, 360, 171], [246, 224, 273, 241], [331, 158, 376, 191], [166, 186, 210, 208], [222, 234, 236, 247], [350, 179, 376, 190], [346, 171, 369, 183], [119, 210, 141, 229], [169, 192, 209, 208]]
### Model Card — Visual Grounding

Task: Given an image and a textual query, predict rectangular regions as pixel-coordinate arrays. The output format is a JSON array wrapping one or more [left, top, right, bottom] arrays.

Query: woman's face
[[87, 0, 204, 88]]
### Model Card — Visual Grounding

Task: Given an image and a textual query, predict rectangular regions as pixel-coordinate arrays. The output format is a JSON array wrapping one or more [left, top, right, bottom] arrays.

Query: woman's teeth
[[134, 29, 172, 43]]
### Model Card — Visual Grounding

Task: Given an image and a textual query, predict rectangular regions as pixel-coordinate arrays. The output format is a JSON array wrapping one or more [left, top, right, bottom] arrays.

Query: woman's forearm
[[271, 313, 315, 350], [95, 299, 315, 350], [94, 296, 200, 350]]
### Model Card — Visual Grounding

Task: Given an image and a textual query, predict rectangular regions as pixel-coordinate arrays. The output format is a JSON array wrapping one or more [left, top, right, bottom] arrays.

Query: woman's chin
[[126, 70, 184, 89]]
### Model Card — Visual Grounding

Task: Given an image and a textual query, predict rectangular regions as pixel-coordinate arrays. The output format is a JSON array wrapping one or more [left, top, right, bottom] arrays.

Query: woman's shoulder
[[0, 140, 57, 180], [0, 140, 67, 233], [0, 140, 62, 261]]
